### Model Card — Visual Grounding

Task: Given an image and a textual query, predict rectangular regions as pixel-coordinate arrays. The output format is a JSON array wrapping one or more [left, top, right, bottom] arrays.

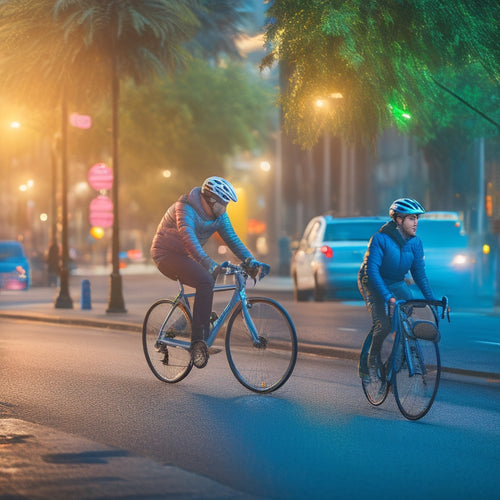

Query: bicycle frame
[[387, 298, 446, 381], [160, 267, 261, 349]]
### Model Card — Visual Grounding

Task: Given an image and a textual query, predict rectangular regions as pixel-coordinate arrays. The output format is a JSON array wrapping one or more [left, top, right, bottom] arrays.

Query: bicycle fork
[[237, 280, 265, 348], [404, 338, 428, 377]]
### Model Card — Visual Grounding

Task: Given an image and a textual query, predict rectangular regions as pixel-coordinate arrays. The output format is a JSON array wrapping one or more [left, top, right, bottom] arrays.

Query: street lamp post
[[55, 97, 73, 309], [106, 64, 126, 313]]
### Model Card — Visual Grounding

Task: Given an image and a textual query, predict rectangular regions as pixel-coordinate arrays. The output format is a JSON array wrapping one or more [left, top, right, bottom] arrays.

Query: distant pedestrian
[[46, 242, 60, 287]]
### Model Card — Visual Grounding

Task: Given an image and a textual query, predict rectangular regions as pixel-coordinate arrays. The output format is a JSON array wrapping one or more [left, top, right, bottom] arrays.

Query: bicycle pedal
[[191, 341, 209, 369], [161, 351, 169, 365]]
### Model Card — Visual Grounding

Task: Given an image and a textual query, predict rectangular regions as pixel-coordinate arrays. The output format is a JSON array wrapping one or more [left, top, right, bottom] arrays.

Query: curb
[[1, 311, 498, 381]]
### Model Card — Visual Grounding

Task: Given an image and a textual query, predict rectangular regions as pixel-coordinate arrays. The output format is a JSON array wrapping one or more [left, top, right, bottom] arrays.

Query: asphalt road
[[1, 316, 499, 499]]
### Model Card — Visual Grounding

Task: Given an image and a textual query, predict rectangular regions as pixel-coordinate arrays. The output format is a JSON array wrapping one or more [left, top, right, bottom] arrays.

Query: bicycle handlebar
[[220, 260, 269, 282], [394, 296, 450, 322]]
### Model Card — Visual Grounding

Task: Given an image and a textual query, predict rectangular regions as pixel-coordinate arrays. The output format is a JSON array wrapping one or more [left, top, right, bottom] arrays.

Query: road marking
[[475, 341, 500, 347], [339, 328, 359, 332]]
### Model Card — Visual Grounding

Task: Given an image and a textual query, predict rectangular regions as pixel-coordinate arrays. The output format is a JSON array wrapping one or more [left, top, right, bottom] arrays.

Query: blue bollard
[[81, 279, 92, 310]]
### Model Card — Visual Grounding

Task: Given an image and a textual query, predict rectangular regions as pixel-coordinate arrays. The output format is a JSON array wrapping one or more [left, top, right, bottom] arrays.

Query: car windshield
[[324, 221, 384, 241], [0, 244, 23, 260], [417, 220, 466, 247]]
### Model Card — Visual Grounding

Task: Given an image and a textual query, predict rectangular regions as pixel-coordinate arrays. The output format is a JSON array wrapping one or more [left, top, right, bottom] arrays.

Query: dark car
[[291, 215, 388, 301], [0, 240, 30, 290]]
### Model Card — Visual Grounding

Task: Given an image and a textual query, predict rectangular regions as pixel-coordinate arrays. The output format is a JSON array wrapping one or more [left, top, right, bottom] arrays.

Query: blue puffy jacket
[[151, 187, 252, 271], [358, 220, 433, 302]]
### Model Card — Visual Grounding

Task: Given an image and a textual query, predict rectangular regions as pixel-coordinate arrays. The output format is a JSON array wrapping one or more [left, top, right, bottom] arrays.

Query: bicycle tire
[[361, 330, 394, 406], [142, 299, 193, 383], [225, 297, 297, 393], [393, 338, 440, 420]]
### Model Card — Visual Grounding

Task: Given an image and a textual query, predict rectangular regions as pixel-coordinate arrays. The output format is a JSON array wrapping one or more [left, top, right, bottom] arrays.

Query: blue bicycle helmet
[[389, 198, 425, 219], [201, 176, 238, 204]]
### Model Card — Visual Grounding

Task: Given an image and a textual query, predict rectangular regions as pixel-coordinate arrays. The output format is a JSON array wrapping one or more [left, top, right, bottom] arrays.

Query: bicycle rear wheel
[[225, 297, 297, 393], [142, 299, 193, 383], [361, 331, 394, 406], [394, 338, 440, 420]]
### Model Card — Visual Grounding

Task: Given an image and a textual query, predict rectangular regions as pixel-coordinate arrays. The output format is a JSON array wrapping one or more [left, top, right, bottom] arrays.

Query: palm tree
[[52, 0, 200, 312], [0, 0, 253, 311], [0, 1, 81, 308], [0, 0, 200, 311]]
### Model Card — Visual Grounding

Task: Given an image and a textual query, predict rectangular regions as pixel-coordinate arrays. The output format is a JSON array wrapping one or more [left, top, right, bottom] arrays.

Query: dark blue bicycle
[[362, 297, 450, 420]]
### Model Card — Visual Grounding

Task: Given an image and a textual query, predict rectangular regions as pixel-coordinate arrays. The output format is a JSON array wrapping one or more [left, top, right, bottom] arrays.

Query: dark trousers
[[358, 272, 413, 375], [156, 254, 215, 341]]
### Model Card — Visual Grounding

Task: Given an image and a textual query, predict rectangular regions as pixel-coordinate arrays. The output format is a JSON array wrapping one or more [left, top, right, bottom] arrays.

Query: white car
[[291, 215, 387, 301]]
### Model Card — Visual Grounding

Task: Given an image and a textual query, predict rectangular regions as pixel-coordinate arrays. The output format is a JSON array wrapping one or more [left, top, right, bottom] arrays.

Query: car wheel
[[313, 275, 325, 302], [293, 275, 311, 302]]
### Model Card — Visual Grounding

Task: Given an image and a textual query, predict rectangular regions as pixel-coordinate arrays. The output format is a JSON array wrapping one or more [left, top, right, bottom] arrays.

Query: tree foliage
[[262, 0, 500, 147], [82, 60, 276, 222], [0, 0, 266, 223]]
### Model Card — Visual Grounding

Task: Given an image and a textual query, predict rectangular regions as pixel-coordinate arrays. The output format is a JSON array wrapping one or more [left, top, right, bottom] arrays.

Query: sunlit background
[[0, 0, 498, 301]]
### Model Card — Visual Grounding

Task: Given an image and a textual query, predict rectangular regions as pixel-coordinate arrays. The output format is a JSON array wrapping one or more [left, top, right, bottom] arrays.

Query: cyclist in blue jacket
[[151, 176, 268, 369], [358, 198, 435, 380]]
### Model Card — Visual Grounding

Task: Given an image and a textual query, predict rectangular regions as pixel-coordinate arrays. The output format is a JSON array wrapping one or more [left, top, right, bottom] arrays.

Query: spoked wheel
[[225, 297, 297, 393], [393, 338, 440, 420], [142, 299, 193, 383], [361, 330, 395, 406]]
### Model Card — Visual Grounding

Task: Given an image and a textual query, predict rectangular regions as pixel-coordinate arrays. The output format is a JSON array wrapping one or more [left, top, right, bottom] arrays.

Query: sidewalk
[[1, 267, 499, 373]]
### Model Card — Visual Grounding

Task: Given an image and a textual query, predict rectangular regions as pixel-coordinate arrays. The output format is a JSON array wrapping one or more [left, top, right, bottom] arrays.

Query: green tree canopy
[[262, 0, 500, 147]]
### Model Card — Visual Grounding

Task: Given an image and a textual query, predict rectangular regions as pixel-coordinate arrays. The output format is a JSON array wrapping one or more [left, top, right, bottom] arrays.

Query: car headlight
[[451, 254, 469, 267]]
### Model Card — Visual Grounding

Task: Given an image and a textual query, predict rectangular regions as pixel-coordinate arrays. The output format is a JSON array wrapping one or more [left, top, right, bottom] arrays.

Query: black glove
[[243, 258, 270, 280]]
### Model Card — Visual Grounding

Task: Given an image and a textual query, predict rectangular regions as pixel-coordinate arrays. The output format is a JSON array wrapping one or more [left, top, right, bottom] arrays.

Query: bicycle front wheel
[[361, 331, 394, 406], [226, 297, 297, 393], [394, 338, 441, 420], [142, 299, 193, 383]]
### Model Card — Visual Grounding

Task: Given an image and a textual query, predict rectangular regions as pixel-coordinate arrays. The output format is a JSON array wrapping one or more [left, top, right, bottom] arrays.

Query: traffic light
[[485, 195, 493, 218], [388, 102, 412, 128], [486, 182, 493, 218]]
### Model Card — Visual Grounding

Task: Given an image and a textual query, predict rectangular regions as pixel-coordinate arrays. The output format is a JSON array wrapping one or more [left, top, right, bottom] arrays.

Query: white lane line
[[475, 341, 500, 347]]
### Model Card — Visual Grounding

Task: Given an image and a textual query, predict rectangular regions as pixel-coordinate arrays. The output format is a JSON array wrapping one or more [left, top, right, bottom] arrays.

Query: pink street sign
[[89, 195, 113, 228], [70, 113, 92, 129], [88, 163, 113, 191]]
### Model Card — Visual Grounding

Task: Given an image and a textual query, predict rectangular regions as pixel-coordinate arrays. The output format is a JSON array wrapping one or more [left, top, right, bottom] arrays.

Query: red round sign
[[88, 163, 113, 191]]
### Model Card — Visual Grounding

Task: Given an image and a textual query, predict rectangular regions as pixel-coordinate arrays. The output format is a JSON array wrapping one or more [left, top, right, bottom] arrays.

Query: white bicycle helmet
[[389, 198, 425, 219], [201, 176, 238, 204]]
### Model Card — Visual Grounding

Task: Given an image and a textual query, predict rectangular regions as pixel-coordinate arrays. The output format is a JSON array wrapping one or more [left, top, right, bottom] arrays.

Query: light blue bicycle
[[142, 261, 298, 393]]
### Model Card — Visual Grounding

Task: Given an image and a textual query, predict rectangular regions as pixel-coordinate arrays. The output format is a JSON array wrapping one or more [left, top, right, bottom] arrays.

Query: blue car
[[0, 241, 30, 290], [408, 213, 475, 300]]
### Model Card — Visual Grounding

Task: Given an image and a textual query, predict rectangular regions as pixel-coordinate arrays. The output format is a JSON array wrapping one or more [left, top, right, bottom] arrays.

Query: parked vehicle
[[291, 215, 388, 301], [0, 240, 30, 290]]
